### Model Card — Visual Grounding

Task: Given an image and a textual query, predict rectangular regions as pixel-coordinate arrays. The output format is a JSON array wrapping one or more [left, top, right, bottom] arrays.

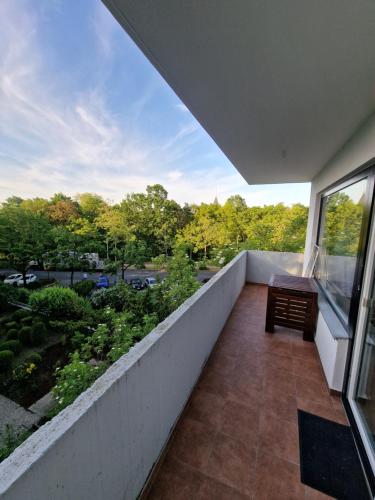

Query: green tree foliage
[[163, 247, 200, 308], [0, 186, 311, 281], [0, 205, 52, 284], [75, 193, 107, 222]]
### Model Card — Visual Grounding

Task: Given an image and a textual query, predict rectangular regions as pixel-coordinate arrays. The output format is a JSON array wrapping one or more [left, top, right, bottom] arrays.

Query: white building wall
[[246, 250, 304, 284], [303, 112, 375, 392], [0, 252, 247, 500], [304, 113, 375, 266]]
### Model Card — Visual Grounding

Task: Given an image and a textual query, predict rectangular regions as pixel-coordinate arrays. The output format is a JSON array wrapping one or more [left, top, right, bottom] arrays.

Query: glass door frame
[[345, 198, 375, 494], [339, 160, 375, 495]]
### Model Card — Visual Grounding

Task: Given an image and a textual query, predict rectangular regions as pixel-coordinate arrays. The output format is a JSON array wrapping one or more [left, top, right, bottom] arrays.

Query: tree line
[[0, 185, 309, 284]]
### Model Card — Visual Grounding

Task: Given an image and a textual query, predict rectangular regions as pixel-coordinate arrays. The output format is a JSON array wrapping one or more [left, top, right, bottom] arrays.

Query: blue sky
[[0, 0, 311, 206]]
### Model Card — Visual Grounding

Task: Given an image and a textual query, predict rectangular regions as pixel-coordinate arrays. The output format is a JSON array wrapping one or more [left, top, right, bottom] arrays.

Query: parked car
[[17, 274, 38, 287], [96, 275, 110, 289], [3, 273, 23, 285], [128, 278, 144, 290], [143, 277, 157, 288]]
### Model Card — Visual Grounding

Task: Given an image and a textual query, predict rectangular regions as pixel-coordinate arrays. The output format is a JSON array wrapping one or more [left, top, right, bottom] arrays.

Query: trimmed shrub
[[30, 322, 47, 346], [90, 281, 135, 311], [20, 316, 33, 325], [12, 309, 29, 321], [19, 326, 31, 346], [6, 329, 18, 340], [0, 351, 14, 372], [0, 283, 29, 313], [29, 287, 92, 320], [25, 352, 42, 366], [5, 321, 17, 331], [72, 280, 95, 297], [16, 288, 30, 303], [1, 340, 22, 354]]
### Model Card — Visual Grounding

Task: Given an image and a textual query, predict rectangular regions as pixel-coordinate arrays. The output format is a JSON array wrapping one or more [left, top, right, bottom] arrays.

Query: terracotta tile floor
[[146, 284, 348, 500]]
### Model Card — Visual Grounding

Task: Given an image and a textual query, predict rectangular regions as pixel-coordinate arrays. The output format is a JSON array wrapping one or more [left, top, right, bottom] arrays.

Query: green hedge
[[72, 280, 95, 297], [25, 352, 42, 366], [30, 322, 47, 346], [0, 340, 22, 354], [6, 329, 18, 340], [19, 326, 31, 346], [0, 351, 14, 372]]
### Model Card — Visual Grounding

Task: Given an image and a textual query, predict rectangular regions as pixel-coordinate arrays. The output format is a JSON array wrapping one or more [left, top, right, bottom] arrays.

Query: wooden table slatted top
[[269, 274, 318, 294], [266, 274, 318, 342]]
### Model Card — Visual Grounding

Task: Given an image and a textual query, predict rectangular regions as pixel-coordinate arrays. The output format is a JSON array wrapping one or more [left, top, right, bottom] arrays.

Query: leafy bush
[[19, 326, 31, 346], [51, 352, 105, 414], [20, 316, 33, 325], [0, 284, 29, 312], [108, 313, 158, 362], [72, 280, 95, 297], [90, 282, 134, 311], [29, 287, 92, 320], [1, 340, 22, 354], [30, 322, 47, 346], [49, 318, 94, 337], [0, 425, 31, 463], [5, 321, 17, 331], [16, 288, 30, 303], [197, 259, 208, 270], [12, 309, 29, 321], [0, 284, 15, 312], [89, 288, 109, 309], [12, 360, 39, 381], [210, 246, 237, 267], [0, 350, 14, 372], [151, 254, 168, 269], [25, 352, 42, 366], [6, 329, 18, 340], [81, 323, 110, 360]]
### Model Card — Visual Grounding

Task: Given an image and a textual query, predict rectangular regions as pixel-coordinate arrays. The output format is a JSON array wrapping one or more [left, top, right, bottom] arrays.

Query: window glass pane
[[314, 178, 367, 323]]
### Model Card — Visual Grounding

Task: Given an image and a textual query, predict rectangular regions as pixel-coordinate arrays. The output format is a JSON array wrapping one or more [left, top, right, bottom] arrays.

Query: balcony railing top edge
[[0, 250, 247, 492]]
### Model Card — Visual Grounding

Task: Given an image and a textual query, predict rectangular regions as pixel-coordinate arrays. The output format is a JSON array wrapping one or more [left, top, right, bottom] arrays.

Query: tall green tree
[[0, 206, 52, 285]]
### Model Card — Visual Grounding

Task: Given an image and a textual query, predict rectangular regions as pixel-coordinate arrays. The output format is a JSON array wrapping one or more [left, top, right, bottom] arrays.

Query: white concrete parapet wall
[[0, 252, 247, 500], [246, 250, 304, 284]]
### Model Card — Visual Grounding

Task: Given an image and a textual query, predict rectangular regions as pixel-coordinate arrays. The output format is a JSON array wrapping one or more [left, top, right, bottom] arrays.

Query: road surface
[[0, 269, 218, 287]]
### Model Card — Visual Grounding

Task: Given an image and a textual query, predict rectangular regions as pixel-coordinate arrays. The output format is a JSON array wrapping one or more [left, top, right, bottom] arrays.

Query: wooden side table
[[265, 274, 318, 342]]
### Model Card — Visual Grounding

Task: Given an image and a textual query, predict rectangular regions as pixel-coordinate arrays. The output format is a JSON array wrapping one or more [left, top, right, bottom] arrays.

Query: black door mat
[[298, 409, 369, 499]]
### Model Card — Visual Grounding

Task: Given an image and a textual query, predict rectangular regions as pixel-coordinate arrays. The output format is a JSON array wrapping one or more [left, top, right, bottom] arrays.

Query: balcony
[[0, 251, 346, 499], [146, 283, 346, 499]]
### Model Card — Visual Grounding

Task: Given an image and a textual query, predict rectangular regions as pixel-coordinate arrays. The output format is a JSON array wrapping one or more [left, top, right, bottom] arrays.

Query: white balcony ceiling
[[103, 0, 375, 184]]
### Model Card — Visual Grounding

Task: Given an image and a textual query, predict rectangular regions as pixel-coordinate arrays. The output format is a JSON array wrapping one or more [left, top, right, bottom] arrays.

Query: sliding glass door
[[315, 163, 375, 493], [354, 274, 375, 459], [346, 209, 375, 484], [344, 168, 375, 491]]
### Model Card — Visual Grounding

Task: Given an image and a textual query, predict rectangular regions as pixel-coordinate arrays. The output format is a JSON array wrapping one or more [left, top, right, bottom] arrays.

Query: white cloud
[[175, 103, 189, 113]]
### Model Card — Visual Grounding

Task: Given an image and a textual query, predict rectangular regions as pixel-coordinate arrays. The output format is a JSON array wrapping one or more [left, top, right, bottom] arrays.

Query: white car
[[143, 277, 157, 288], [3, 273, 23, 285], [17, 274, 38, 287]]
